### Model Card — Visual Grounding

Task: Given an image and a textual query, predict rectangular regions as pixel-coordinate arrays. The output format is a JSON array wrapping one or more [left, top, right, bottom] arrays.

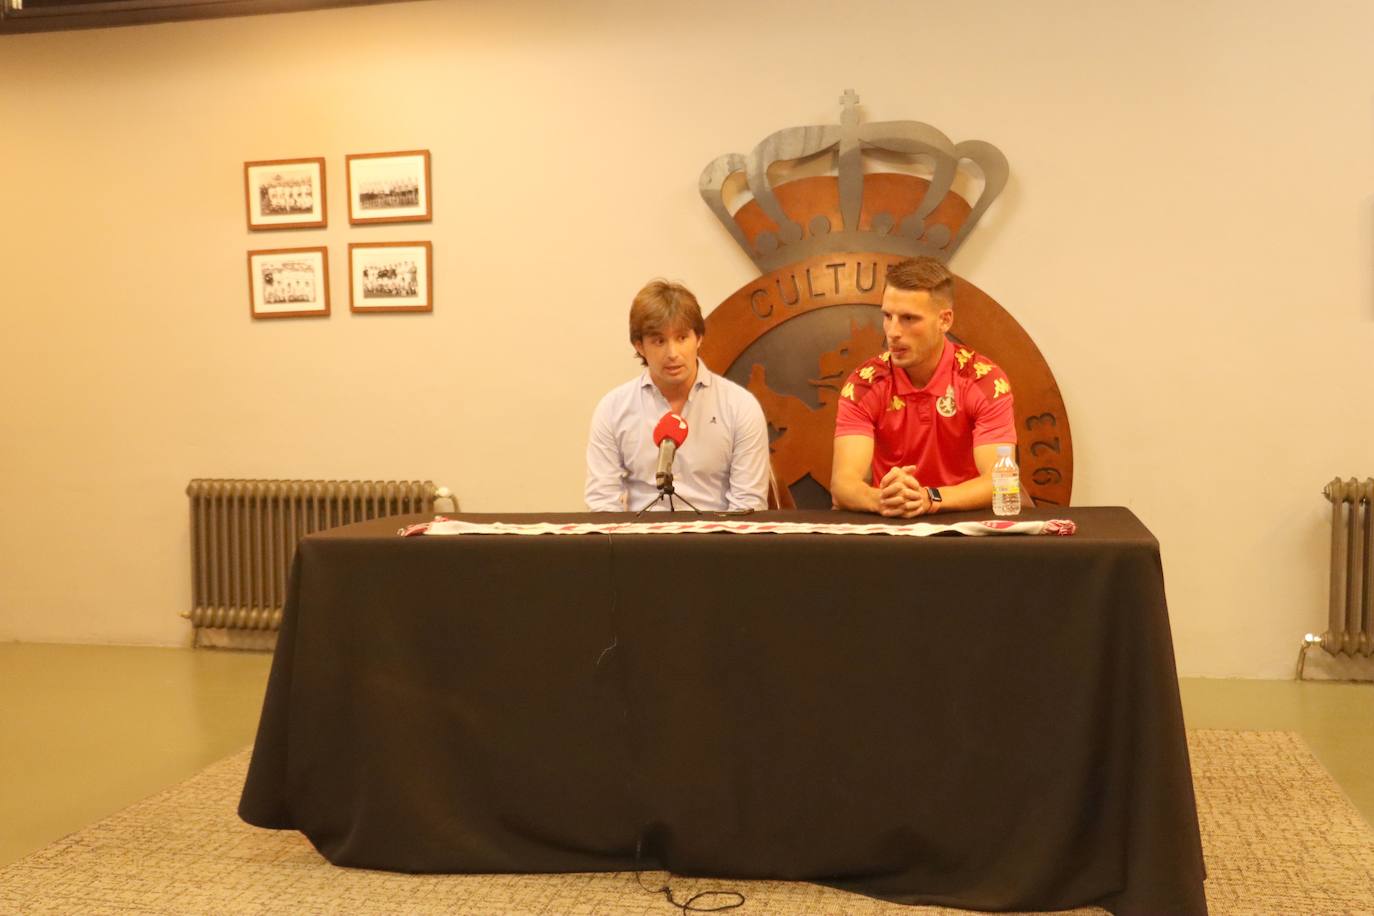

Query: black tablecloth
[[240, 507, 1206, 915]]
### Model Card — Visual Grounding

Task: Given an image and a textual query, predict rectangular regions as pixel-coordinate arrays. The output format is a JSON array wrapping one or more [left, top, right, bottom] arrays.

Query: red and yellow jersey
[[834, 339, 1016, 487]]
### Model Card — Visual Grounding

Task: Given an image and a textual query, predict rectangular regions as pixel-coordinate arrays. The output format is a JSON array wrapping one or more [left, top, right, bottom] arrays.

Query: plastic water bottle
[[991, 445, 1021, 517]]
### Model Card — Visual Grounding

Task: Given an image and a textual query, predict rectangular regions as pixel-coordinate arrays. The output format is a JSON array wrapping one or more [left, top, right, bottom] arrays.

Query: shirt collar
[[693, 360, 714, 389], [891, 339, 954, 397]]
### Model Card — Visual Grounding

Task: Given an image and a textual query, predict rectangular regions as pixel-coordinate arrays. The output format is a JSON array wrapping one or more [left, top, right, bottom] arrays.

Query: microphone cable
[[600, 534, 747, 915], [633, 834, 745, 914]]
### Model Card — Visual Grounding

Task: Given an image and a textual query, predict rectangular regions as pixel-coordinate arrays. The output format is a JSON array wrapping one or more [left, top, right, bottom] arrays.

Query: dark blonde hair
[[629, 279, 706, 365], [886, 256, 954, 305]]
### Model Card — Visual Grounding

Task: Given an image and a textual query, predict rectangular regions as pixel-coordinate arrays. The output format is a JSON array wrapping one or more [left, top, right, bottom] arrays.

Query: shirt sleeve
[[726, 390, 770, 511], [971, 384, 1016, 446], [584, 395, 628, 511], [834, 385, 879, 438]]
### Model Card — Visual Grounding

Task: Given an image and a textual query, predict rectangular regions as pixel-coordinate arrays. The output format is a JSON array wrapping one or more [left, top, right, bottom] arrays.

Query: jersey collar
[[891, 339, 954, 397]]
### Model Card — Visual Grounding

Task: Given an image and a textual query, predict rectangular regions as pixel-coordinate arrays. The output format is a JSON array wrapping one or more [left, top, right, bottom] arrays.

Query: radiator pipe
[[434, 486, 458, 514], [1296, 633, 1322, 680]]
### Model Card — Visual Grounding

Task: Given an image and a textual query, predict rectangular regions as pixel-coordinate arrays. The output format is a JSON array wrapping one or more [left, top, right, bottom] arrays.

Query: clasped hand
[[877, 465, 931, 518]]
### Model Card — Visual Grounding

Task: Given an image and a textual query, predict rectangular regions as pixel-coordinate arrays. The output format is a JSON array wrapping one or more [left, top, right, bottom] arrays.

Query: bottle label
[[995, 478, 1019, 495]]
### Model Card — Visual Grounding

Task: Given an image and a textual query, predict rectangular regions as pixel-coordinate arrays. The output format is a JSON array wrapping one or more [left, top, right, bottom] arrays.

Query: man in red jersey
[[831, 256, 1016, 518]]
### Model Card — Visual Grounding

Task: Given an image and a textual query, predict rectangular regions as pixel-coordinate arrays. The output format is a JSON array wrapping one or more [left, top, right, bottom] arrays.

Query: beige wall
[[0, 0, 1371, 675]]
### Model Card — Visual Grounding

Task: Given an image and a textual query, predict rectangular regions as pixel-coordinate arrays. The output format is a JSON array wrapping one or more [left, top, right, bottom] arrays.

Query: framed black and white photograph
[[346, 150, 432, 225], [349, 241, 432, 313], [244, 157, 327, 230], [247, 246, 330, 319]]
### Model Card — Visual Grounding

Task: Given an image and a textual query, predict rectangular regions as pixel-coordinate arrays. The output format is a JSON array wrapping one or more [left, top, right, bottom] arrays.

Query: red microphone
[[652, 412, 689, 488]]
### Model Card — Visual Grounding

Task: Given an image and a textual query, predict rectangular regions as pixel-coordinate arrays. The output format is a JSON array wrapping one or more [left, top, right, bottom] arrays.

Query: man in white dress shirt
[[585, 279, 770, 512]]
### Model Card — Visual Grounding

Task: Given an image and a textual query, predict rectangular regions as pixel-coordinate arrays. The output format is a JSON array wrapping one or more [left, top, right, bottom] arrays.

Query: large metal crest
[[698, 91, 1073, 509]]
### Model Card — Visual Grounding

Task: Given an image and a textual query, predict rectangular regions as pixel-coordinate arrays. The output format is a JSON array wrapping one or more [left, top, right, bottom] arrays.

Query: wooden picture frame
[[247, 246, 331, 319], [346, 150, 432, 225], [244, 157, 327, 230], [348, 241, 432, 313]]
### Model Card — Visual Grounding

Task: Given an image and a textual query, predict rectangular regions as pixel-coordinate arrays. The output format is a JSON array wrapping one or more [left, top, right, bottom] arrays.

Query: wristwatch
[[926, 487, 942, 508]]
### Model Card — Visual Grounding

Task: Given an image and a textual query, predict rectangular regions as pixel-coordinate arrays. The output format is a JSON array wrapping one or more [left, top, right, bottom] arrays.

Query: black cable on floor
[[604, 535, 747, 914], [634, 833, 745, 913]]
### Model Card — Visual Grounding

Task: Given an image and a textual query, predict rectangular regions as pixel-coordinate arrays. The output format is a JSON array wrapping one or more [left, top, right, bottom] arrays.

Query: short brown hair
[[886, 256, 954, 304], [629, 279, 706, 364]]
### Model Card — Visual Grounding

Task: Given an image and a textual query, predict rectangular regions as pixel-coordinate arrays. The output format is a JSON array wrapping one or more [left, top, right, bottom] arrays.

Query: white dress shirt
[[585, 360, 770, 512]]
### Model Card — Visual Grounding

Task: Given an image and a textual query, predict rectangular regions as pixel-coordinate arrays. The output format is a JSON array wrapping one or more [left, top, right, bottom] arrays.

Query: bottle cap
[[997, 445, 1012, 456]]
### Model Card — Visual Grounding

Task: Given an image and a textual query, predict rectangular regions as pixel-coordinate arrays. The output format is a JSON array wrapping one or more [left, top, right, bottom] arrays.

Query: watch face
[[928, 487, 942, 502]]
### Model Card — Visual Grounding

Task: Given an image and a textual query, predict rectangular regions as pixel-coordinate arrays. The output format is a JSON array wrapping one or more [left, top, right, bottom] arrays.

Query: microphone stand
[[634, 472, 703, 517]]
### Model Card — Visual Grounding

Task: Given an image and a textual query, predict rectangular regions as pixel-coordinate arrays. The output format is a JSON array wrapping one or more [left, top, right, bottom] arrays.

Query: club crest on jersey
[[936, 385, 958, 418]]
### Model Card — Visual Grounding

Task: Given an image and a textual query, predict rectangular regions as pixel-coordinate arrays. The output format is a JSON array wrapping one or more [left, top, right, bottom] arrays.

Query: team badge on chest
[[936, 384, 958, 418]]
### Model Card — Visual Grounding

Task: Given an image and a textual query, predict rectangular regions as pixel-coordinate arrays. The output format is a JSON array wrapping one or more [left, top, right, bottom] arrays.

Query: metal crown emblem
[[699, 89, 1009, 273]]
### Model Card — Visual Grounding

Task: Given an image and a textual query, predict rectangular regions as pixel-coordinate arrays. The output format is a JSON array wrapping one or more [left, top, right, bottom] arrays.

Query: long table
[[239, 507, 1206, 915]]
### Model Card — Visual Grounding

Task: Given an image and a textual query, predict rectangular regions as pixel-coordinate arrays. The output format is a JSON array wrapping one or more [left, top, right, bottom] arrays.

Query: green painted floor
[[1177, 676, 1374, 826], [0, 643, 273, 868], [1, 643, 1371, 868]]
